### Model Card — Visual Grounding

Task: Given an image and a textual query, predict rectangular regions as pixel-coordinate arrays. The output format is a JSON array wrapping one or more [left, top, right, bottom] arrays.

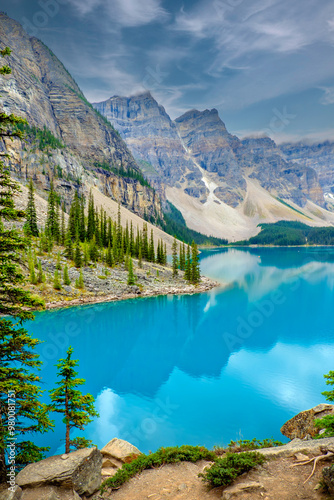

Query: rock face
[[93, 93, 203, 191], [280, 404, 334, 439], [94, 92, 325, 210], [0, 13, 161, 221], [15, 447, 102, 496], [280, 141, 334, 198], [0, 485, 22, 500]]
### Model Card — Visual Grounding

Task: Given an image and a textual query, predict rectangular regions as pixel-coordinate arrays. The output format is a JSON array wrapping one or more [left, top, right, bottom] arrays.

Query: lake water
[[26, 247, 334, 455]]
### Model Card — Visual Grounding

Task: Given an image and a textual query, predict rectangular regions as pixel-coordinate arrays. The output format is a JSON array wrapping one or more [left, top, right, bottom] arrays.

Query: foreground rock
[[0, 485, 22, 500], [222, 481, 265, 500], [101, 438, 141, 477], [280, 403, 334, 439], [21, 486, 80, 500], [16, 447, 102, 496]]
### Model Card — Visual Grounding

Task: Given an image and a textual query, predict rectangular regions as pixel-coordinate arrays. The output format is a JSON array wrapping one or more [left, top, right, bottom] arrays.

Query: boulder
[[101, 438, 141, 463], [222, 481, 265, 499], [322, 464, 334, 495], [21, 486, 80, 500], [0, 485, 22, 500], [281, 404, 334, 439], [16, 447, 102, 496]]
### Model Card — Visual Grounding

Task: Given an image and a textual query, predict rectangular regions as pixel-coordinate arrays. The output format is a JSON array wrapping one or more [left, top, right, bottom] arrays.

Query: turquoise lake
[[26, 247, 334, 455]]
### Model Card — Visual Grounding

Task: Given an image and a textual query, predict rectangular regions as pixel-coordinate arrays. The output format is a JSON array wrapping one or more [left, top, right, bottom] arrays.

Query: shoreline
[[43, 276, 221, 311]]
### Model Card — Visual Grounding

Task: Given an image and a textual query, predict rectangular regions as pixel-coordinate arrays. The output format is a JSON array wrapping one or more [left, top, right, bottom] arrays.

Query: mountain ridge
[[93, 91, 334, 240]]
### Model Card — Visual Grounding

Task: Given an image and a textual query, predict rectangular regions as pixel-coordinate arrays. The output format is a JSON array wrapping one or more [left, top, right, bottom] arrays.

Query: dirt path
[[94, 454, 333, 500]]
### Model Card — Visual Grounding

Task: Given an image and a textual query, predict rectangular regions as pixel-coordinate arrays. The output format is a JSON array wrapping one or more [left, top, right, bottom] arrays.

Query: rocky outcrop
[[0, 13, 162, 221], [16, 447, 102, 496], [280, 404, 334, 439], [101, 438, 141, 464]]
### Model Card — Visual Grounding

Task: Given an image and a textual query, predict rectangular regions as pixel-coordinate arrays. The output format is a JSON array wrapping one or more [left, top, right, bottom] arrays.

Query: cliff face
[[93, 93, 205, 198], [280, 141, 334, 195], [0, 13, 161, 219], [95, 92, 325, 210]]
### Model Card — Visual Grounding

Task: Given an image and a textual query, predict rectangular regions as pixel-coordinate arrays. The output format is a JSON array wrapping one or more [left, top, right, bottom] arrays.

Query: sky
[[1, 0, 334, 142]]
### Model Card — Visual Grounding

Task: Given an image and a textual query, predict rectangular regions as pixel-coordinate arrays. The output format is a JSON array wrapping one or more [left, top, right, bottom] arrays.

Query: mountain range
[[93, 93, 334, 240], [1, 12, 334, 242]]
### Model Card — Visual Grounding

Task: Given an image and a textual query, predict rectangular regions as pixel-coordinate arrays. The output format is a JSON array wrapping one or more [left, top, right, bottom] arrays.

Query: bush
[[200, 451, 266, 488], [226, 438, 283, 453], [101, 445, 216, 492]]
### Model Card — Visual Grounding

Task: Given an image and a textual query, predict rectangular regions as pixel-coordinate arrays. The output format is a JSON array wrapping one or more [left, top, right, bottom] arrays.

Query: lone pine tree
[[24, 178, 39, 237], [49, 347, 99, 453]]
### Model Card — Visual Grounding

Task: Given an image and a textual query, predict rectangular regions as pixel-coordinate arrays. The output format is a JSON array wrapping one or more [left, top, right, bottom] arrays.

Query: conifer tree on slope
[[24, 178, 39, 237], [49, 347, 99, 453], [0, 47, 53, 482]]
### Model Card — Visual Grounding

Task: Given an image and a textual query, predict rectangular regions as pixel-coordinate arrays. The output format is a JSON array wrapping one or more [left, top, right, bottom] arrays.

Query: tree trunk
[[65, 390, 70, 454]]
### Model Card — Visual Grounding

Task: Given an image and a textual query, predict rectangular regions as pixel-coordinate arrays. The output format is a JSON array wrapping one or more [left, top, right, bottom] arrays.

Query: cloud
[[319, 86, 334, 105], [67, 0, 169, 27]]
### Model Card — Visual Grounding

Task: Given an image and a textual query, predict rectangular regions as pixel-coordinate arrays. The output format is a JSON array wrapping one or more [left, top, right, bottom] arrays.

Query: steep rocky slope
[[94, 92, 334, 240], [0, 13, 161, 220], [280, 141, 334, 208]]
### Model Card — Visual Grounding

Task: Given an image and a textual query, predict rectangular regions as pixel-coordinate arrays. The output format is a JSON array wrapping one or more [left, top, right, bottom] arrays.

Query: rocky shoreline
[[43, 275, 220, 311], [25, 253, 221, 312]]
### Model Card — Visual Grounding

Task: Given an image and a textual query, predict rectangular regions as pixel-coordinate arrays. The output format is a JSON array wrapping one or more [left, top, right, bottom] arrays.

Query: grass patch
[[101, 445, 216, 492], [199, 451, 266, 488]]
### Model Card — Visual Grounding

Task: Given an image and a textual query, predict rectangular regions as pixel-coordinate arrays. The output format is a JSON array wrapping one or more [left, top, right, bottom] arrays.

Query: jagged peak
[[175, 107, 221, 122]]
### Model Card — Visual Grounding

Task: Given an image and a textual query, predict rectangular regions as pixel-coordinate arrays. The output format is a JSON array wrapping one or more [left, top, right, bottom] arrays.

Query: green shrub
[[199, 452, 266, 488], [101, 445, 216, 492], [226, 438, 283, 453], [314, 415, 334, 438]]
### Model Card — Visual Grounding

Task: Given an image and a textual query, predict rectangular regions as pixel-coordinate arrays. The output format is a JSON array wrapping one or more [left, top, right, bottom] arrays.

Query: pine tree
[[63, 265, 71, 286], [172, 237, 178, 277], [86, 190, 95, 240], [179, 242, 185, 271], [75, 269, 84, 289], [149, 229, 155, 262], [191, 241, 201, 284], [184, 244, 191, 282], [142, 223, 148, 261], [24, 178, 39, 237], [37, 260, 45, 283], [89, 235, 98, 262], [46, 181, 60, 242], [106, 242, 113, 267], [0, 47, 52, 481], [60, 202, 66, 245], [53, 269, 61, 290], [127, 257, 136, 285], [56, 251, 62, 270], [130, 221, 134, 256], [79, 196, 85, 242], [64, 230, 73, 260], [138, 243, 142, 268], [68, 191, 80, 241], [164, 243, 167, 265], [74, 240, 82, 268], [49, 347, 99, 453], [29, 257, 37, 285]]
